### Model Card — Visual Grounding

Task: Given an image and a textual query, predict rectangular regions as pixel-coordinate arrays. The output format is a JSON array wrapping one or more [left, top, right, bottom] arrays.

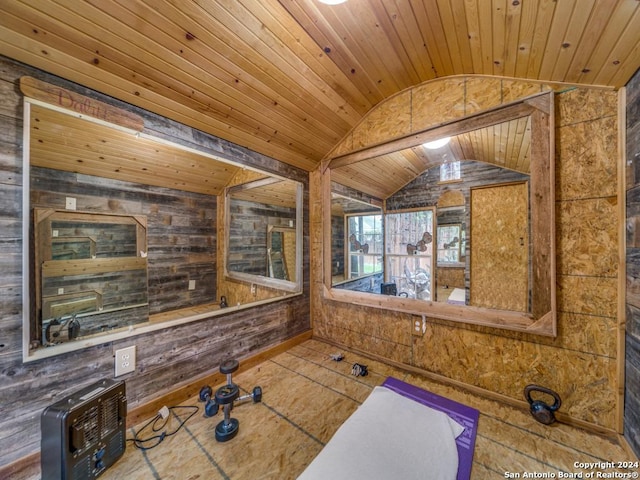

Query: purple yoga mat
[[382, 377, 480, 480]]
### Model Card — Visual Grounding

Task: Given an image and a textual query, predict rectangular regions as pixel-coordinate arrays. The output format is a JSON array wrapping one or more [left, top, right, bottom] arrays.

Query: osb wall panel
[[329, 76, 548, 160], [309, 169, 325, 334], [312, 76, 621, 431], [556, 197, 618, 276], [356, 90, 412, 150], [464, 77, 504, 113], [413, 323, 616, 426], [501, 79, 547, 104], [436, 268, 465, 289], [412, 77, 465, 131], [470, 182, 529, 312], [312, 300, 412, 365], [556, 115, 618, 200]]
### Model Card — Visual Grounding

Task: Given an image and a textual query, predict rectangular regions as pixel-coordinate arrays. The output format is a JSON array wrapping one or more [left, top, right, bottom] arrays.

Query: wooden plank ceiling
[[1, 0, 639, 189], [29, 103, 241, 196], [331, 115, 532, 199], [230, 177, 299, 208]]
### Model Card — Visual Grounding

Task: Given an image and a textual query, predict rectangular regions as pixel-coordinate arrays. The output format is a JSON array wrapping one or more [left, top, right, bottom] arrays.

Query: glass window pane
[[347, 214, 383, 279], [440, 161, 461, 182], [385, 209, 434, 301]]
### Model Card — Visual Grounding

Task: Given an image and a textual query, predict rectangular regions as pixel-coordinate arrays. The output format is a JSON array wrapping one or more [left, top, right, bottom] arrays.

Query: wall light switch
[[188, 280, 196, 290], [65, 197, 76, 210]]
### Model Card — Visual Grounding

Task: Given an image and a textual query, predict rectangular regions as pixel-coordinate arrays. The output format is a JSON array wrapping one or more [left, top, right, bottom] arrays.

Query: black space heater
[[380, 282, 397, 296], [41, 378, 127, 480]]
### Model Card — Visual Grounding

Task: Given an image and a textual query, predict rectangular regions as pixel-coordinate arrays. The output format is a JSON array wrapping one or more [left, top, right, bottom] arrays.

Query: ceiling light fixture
[[317, 0, 348, 4], [423, 137, 451, 149]]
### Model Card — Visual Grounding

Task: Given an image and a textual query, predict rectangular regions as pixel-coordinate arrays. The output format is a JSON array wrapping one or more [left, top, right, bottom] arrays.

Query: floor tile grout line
[[476, 412, 622, 464], [230, 357, 329, 446], [475, 431, 582, 473], [116, 339, 629, 479], [127, 426, 161, 480], [177, 412, 231, 480], [298, 340, 413, 382], [291, 340, 402, 380], [283, 347, 386, 387], [299, 340, 620, 466], [197, 372, 327, 448], [255, 396, 326, 447], [269, 356, 370, 405]]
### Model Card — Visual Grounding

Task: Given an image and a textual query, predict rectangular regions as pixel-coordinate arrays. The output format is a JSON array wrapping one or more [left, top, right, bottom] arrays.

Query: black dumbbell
[[252, 386, 262, 403], [236, 386, 262, 404], [214, 382, 240, 442], [198, 385, 219, 417]]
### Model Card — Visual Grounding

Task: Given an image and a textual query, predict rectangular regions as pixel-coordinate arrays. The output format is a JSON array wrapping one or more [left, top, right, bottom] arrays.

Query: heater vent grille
[[41, 379, 126, 480], [73, 405, 99, 453], [101, 394, 120, 436]]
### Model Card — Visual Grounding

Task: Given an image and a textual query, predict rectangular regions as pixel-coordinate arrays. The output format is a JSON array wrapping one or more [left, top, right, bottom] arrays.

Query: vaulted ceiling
[[1, 0, 639, 173]]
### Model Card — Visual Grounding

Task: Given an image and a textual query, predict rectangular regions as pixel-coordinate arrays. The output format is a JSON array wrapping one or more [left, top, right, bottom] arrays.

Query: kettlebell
[[524, 384, 562, 425]]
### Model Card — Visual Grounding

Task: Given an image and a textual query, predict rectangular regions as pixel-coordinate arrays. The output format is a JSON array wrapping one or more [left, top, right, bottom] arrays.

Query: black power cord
[[127, 405, 199, 451]]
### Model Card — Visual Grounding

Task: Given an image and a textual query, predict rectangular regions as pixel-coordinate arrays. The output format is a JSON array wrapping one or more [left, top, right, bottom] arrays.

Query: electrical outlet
[[251, 283, 256, 295], [411, 315, 427, 337], [188, 279, 196, 290], [114, 345, 136, 377], [65, 196, 76, 210], [412, 319, 422, 336]]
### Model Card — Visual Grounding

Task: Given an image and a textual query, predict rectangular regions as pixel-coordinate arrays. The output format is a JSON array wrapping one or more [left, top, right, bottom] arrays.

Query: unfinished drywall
[[312, 76, 621, 432]]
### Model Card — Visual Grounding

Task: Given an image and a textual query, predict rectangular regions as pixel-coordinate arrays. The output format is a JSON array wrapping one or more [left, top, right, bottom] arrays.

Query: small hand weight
[[524, 384, 562, 425]]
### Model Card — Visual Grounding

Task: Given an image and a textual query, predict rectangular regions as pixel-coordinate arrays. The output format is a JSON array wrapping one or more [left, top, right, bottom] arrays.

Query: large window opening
[[385, 209, 435, 300], [346, 214, 383, 279]]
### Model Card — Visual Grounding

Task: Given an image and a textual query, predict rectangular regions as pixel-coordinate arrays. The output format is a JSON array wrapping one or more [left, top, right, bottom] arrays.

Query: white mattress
[[447, 287, 466, 305], [298, 386, 465, 480]]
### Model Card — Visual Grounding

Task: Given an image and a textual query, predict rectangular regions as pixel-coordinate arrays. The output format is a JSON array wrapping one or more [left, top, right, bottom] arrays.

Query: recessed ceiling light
[[318, 0, 348, 4], [423, 137, 451, 149]]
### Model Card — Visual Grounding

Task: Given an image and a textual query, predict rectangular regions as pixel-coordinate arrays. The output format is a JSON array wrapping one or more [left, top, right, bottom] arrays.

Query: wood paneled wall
[[312, 76, 622, 432], [625, 67, 640, 457], [0, 56, 310, 468], [215, 168, 309, 308], [31, 166, 217, 316], [227, 199, 296, 277]]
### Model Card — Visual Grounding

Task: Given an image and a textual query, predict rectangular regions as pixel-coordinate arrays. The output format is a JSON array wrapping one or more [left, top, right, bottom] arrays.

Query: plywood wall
[[312, 76, 621, 432]]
